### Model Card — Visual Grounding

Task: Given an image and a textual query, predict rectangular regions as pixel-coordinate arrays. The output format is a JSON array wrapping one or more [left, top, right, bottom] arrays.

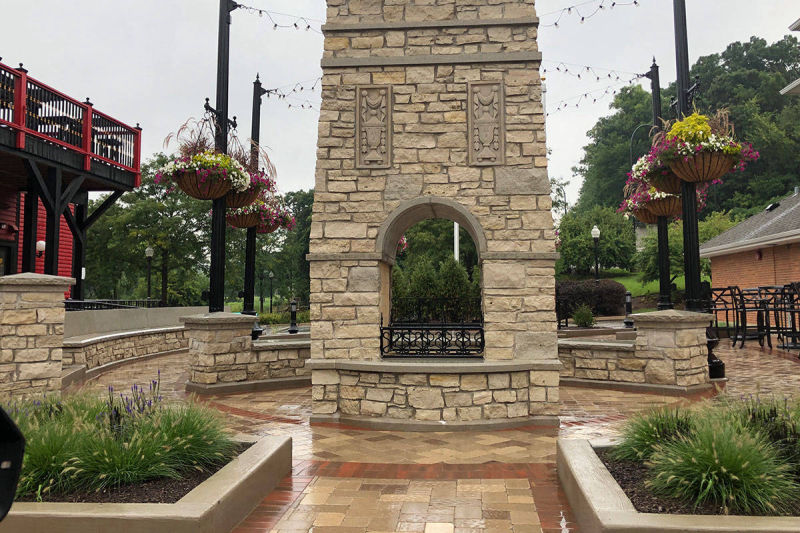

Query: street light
[[591, 225, 600, 280], [268, 271, 274, 314], [259, 272, 265, 314], [144, 246, 154, 300], [35, 240, 45, 258], [288, 298, 298, 334]]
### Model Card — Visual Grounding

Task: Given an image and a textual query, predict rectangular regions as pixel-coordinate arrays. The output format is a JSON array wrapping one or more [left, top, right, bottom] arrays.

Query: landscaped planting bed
[[602, 399, 800, 516], [5, 375, 239, 504]]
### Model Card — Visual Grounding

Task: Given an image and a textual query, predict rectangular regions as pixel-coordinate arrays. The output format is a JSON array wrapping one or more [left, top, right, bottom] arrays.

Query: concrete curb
[[559, 377, 720, 396], [3, 435, 292, 533], [312, 413, 559, 431], [186, 376, 311, 395], [557, 438, 800, 532]]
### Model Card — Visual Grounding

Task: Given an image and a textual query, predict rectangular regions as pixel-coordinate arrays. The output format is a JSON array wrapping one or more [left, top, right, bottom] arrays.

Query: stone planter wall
[[558, 310, 711, 391], [0, 273, 73, 401], [62, 327, 188, 369]]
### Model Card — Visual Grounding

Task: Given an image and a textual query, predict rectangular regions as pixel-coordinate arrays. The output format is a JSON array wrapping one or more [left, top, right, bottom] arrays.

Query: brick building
[[700, 189, 800, 289]]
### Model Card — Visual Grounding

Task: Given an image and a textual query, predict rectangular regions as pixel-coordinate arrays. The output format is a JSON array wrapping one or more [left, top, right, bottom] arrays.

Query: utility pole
[[673, 0, 701, 313], [645, 60, 673, 310], [208, 0, 239, 313], [243, 74, 268, 317]]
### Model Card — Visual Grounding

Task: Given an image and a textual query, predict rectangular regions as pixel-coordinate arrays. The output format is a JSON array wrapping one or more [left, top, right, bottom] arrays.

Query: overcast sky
[[1, 0, 796, 206]]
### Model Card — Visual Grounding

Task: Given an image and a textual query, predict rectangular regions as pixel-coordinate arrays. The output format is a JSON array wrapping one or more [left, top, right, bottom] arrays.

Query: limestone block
[[487, 373, 510, 389], [366, 388, 394, 402], [493, 390, 517, 403], [609, 370, 646, 383], [340, 399, 362, 415], [340, 385, 366, 400], [313, 401, 338, 415], [461, 374, 488, 391], [484, 403, 508, 419], [515, 332, 558, 360], [399, 374, 428, 385], [361, 399, 388, 415], [645, 359, 676, 385], [430, 374, 460, 387], [456, 406, 482, 421], [312, 369, 341, 385], [483, 262, 526, 289], [408, 387, 444, 409], [507, 402, 529, 418], [387, 406, 413, 419], [444, 391, 473, 407], [347, 266, 380, 292], [511, 371, 528, 389], [530, 370, 559, 387], [415, 409, 442, 421], [472, 390, 492, 405], [574, 368, 609, 380]]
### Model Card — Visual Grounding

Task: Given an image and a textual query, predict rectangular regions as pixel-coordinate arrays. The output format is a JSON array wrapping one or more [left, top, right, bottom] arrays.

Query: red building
[[700, 188, 800, 289], [0, 61, 141, 298]]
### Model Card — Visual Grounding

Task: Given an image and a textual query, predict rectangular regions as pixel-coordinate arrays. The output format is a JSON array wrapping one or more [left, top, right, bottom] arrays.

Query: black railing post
[[288, 299, 299, 334]]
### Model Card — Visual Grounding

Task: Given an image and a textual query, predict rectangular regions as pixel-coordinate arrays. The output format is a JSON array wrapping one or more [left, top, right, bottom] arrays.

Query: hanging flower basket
[[646, 195, 682, 218], [225, 189, 260, 208], [256, 221, 281, 234], [669, 152, 736, 184], [174, 170, 231, 200], [227, 212, 260, 228], [649, 171, 683, 195], [634, 208, 658, 225]]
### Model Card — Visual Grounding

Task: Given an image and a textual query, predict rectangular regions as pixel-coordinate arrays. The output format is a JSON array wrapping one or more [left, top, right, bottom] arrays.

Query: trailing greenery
[[611, 408, 694, 461], [615, 400, 800, 515], [570, 304, 595, 328], [5, 379, 235, 498]]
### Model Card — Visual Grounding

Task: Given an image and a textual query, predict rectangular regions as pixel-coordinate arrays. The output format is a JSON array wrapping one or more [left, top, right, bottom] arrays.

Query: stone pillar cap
[[632, 309, 710, 325], [0, 272, 75, 289], [180, 312, 258, 326]]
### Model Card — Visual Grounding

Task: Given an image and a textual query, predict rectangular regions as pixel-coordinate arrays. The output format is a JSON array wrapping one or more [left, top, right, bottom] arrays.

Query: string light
[[545, 76, 645, 116], [262, 77, 323, 100], [541, 60, 640, 83], [236, 2, 324, 34], [539, 0, 642, 29]]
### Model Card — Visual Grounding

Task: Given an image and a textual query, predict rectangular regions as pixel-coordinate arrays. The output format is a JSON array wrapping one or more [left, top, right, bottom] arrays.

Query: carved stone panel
[[356, 85, 392, 169], [468, 81, 505, 167]]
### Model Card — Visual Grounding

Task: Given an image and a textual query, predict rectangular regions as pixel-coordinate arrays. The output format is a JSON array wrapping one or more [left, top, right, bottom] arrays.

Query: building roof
[[791, 17, 800, 31], [700, 189, 800, 258], [782, 78, 800, 96]]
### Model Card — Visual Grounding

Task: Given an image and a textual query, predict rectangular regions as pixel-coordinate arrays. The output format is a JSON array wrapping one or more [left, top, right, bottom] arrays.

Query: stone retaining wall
[[249, 339, 311, 380], [558, 310, 710, 390], [62, 327, 188, 369]]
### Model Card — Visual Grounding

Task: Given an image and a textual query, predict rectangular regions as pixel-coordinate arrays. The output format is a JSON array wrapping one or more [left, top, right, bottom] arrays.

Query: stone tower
[[307, 0, 560, 427]]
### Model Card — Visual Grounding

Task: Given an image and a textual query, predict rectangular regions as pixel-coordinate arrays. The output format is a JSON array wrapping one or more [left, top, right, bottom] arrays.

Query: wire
[[539, 0, 641, 29], [542, 60, 642, 82], [545, 76, 644, 116], [236, 2, 324, 34]]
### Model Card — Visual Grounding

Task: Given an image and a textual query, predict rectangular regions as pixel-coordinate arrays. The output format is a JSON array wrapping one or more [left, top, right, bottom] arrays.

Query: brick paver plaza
[[73, 344, 800, 532]]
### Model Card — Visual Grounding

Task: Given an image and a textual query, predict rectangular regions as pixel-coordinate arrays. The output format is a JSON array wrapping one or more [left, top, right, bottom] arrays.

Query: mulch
[[18, 442, 252, 504], [597, 448, 729, 516]]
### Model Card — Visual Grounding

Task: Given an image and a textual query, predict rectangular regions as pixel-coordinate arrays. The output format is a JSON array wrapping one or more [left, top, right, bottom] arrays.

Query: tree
[[268, 189, 314, 305], [573, 85, 654, 211], [557, 206, 636, 275], [635, 211, 741, 283], [574, 36, 800, 215]]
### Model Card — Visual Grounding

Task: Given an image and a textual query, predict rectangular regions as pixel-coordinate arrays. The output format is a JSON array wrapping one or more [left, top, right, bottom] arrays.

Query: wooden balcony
[[0, 61, 141, 192]]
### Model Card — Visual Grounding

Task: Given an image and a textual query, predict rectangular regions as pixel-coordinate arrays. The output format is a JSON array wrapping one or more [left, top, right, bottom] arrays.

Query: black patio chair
[[732, 286, 769, 348], [709, 286, 739, 345], [776, 283, 800, 351]]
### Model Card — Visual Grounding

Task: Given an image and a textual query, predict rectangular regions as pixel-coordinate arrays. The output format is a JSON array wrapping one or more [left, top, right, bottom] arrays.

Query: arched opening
[[377, 198, 486, 357]]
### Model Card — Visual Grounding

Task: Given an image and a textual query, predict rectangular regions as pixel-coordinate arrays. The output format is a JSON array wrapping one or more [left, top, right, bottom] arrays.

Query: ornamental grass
[[4, 377, 236, 499], [615, 399, 800, 515]]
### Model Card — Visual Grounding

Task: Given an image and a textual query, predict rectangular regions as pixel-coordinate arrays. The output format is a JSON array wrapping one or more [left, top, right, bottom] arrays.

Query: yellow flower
[[667, 112, 712, 144]]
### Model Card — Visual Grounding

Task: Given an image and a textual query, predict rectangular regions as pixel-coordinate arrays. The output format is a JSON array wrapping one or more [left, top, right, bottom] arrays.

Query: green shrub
[[571, 304, 595, 328], [556, 279, 626, 319], [733, 397, 800, 472], [258, 310, 310, 325], [611, 408, 694, 461], [646, 418, 800, 515], [6, 380, 236, 498]]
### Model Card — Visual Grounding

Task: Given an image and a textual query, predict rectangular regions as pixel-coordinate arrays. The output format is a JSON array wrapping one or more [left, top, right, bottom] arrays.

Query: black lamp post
[[269, 271, 274, 314], [591, 225, 600, 280], [145, 246, 154, 300]]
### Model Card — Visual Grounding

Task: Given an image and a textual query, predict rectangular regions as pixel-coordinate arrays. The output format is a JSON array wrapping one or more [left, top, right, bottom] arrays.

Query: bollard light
[[623, 291, 634, 328], [288, 298, 299, 334], [35, 240, 46, 258]]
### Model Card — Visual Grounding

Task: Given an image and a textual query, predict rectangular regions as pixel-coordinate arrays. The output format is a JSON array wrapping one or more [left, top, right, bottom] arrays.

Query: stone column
[[634, 310, 710, 387], [182, 313, 258, 387], [0, 273, 74, 401]]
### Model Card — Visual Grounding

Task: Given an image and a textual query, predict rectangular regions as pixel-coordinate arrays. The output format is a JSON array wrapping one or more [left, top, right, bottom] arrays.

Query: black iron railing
[[64, 299, 162, 311], [380, 297, 483, 357]]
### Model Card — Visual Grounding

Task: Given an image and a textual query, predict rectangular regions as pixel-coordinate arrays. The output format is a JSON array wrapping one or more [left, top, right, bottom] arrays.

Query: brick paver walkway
[[75, 343, 800, 532]]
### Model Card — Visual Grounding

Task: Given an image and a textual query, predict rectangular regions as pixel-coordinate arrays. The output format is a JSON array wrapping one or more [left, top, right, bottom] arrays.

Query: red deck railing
[[0, 61, 141, 186]]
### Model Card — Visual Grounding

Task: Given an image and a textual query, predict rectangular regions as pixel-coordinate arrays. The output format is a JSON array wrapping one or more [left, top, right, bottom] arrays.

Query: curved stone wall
[[62, 326, 188, 369]]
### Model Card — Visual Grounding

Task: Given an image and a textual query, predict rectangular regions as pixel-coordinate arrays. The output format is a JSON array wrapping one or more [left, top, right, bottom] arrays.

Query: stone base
[[185, 376, 311, 395], [311, 413, 559, 431], [309, 359, 561, 426]]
